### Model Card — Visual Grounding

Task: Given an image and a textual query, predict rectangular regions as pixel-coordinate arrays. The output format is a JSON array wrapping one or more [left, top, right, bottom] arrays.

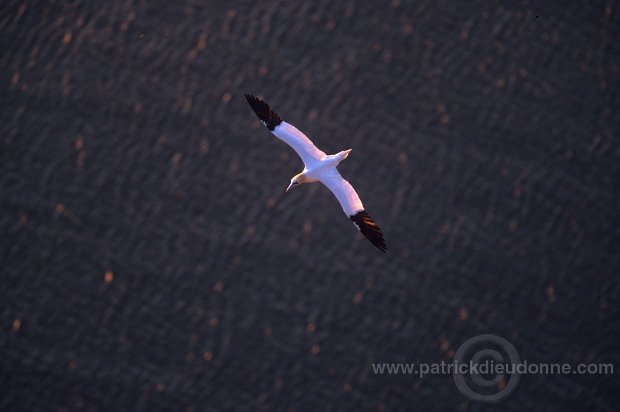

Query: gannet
[[245, 94, 387, 252]]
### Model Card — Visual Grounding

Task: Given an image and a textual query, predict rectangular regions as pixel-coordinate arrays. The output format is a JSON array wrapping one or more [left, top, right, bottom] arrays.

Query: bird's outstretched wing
[[319, 169, 387, 252], [245, 94, 326, 167]]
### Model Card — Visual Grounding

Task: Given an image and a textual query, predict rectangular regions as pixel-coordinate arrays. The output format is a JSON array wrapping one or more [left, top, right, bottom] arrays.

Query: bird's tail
[[327, 149, 352, 167], [338, 149, 352, 162]]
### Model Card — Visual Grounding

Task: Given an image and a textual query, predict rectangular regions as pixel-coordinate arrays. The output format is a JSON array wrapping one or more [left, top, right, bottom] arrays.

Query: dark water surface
[[1, 1, 619, 411]]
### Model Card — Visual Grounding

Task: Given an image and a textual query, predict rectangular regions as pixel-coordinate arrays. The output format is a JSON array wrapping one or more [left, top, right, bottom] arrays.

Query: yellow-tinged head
[[286, 173, 308, 192]]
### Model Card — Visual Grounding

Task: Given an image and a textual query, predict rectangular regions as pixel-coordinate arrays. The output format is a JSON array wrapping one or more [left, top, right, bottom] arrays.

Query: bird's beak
[[286, 183, 293, 192]]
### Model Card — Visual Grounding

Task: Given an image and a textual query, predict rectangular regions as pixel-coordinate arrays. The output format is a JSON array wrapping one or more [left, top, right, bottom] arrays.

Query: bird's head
[[286, 173, 306, 192]]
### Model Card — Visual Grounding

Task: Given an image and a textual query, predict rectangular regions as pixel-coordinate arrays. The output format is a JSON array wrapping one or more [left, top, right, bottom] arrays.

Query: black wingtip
[[245, 94, 283, 131], [350, 211, 387, 252]]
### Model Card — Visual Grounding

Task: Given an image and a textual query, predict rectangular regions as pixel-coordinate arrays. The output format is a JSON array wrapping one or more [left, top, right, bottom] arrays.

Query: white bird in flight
[[245, 94, 387, 252]]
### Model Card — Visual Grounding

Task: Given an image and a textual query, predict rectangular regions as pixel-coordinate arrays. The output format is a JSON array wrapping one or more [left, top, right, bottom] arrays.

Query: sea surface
[[1, 1, 618, 410]]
